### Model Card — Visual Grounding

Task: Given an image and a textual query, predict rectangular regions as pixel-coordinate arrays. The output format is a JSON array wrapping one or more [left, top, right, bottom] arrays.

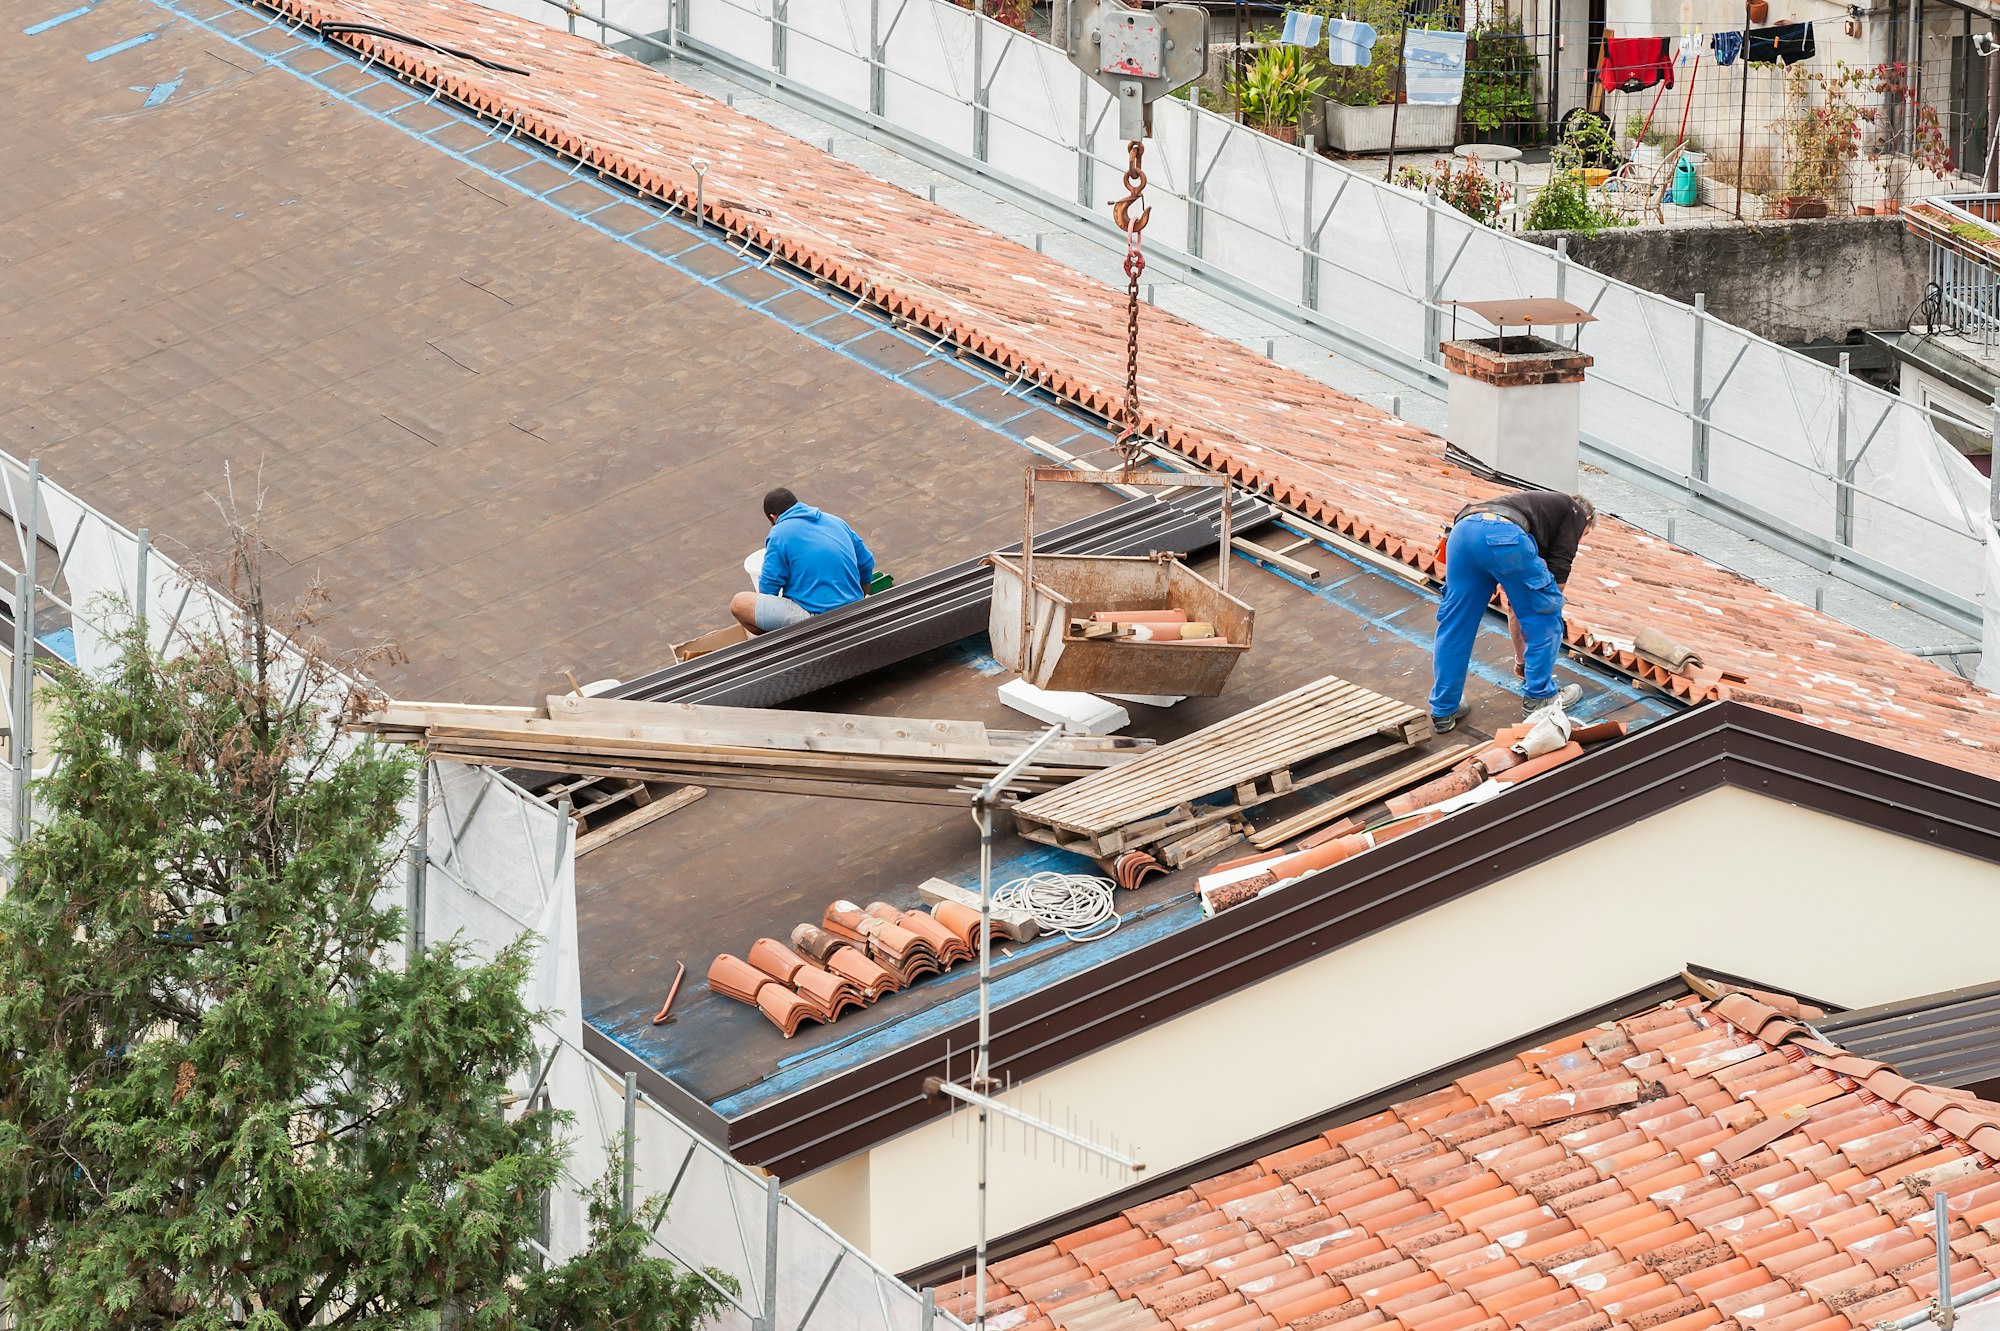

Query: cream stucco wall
[[785, 1152, 871, 1253], [785, 787, 2000, 1274]]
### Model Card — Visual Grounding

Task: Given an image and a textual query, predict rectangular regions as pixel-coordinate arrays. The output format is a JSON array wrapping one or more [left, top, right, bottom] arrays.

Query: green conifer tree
[[0, 539, 733, 1328]]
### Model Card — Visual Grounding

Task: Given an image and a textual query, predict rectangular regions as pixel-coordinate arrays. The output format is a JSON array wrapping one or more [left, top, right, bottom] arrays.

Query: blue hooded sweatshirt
[[758, 502, 876, 615]]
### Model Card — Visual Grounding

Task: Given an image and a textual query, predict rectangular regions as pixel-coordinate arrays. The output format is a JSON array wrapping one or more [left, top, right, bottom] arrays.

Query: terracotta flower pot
[[1779, 196, 1829, 219]]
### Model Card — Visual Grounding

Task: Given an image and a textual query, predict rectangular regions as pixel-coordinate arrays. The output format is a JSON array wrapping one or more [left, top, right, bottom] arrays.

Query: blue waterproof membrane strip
[[130, 0, 1680, 1115], [86, 30, 156, 59], [25, 6, 94, 35], [141, 72, 183, 106]]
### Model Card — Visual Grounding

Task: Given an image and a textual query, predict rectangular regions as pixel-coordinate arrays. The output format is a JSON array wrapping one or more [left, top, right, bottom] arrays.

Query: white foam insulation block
[[997, 679, 1130, 735]]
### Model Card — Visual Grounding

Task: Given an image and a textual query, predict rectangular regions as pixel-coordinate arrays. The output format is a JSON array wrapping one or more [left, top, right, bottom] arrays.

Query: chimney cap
[[1444, 298, 1597, 329]]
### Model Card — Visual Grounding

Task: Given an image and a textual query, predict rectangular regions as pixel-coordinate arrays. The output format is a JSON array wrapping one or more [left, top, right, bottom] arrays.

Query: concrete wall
[[1523, 217, 1928, 343], [792, 786, 2000, 1274]]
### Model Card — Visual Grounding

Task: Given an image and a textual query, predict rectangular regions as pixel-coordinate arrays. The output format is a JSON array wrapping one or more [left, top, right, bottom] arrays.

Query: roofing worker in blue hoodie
[[730, 488, 877, 635]]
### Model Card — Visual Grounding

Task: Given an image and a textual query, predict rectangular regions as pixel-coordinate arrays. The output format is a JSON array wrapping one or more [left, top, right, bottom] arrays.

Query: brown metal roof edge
[[1817, 978, 2000, 1033], [1813, 980, 2000, 1093], [582, 1023, 731, 1145], [718, 702, 2000, 1178], [1681, 962, 1847, 1017], [894, 968, 1769, 1290]]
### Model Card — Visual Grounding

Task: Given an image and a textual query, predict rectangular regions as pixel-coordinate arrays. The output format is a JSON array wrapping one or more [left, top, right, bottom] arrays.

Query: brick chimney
[[1441, 334, 1593, 492]]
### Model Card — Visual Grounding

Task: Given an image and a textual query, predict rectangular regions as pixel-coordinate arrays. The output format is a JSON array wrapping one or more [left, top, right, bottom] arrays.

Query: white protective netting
[[685, 0, 774, 69], [880, 0, 977, 159], [787, 0, 871, 109]]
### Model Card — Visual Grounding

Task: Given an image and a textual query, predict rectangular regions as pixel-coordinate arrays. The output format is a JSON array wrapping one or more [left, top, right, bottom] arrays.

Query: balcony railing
[[1907, 193, 2000, 344]]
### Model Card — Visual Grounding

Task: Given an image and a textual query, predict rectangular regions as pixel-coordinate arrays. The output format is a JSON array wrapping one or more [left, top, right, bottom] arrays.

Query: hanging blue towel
[[1402, 29, 1468, 105], [1711, 30, 1742, 66], [1280, 10, 1323, 45], [1326, 18, 1378, 66]]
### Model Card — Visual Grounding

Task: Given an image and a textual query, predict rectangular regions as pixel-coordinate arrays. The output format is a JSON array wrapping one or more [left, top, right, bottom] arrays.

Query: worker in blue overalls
[[1429, 491, 1596, 733]]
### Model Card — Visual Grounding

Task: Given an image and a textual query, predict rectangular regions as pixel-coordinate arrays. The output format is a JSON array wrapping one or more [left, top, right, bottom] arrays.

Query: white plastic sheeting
[[613, 0, 1994, 622], [1982, 537, 2000, 692]]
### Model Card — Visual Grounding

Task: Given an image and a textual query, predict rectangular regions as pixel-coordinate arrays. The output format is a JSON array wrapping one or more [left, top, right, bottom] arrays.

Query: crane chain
[[1109, 140, 1150, 470]]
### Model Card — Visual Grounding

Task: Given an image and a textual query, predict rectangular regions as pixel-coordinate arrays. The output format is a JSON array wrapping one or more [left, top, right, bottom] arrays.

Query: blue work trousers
[[1428, 513, 1566, 718]]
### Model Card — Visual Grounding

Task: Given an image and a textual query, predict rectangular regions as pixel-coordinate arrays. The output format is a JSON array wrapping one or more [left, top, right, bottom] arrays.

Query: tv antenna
[[923, 725, 1145, 1331]]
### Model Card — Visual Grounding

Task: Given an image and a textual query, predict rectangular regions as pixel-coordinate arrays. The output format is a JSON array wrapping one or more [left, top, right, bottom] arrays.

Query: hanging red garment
[[1599, 36, 1675, 92]]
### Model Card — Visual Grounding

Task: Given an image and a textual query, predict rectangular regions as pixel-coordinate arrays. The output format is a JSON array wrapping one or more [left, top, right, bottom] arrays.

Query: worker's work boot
[[1522, 684, 1583, 720], [1431, 703, 1470, 734]]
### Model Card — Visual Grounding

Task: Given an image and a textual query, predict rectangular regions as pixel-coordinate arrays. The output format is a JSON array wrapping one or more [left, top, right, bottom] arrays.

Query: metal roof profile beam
[[612, 490, 1265, 708]]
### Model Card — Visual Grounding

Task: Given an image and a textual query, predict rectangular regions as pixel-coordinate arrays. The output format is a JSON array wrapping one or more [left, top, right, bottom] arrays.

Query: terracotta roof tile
[[999, 993, 2000, 1331], [246, 0, 1998, 775]]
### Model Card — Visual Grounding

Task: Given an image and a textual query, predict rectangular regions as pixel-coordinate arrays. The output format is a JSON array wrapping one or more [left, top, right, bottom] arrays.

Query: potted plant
[[1779, 64, 1851, 217], [1461, 15, 1542, 146], [1394, 156, 1514, 227], [1232, 41, 1324, 144], [1861, 62, 1952, 214], [1779, 61, 1952, 218], [1308, 0, 1459, 154], [1522, 114, 1627, 234]]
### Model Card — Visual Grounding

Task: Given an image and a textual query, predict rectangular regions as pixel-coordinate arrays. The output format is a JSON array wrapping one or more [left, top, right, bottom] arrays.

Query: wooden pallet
[[1010, 675, 1431, 857], [537, 774, 700, 853]]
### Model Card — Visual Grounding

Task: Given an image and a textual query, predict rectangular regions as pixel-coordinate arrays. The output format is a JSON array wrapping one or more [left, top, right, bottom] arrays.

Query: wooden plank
[[1157, 821, 1243, 870], [1231, 535, 1321, 583], [1028, 731, 1412, 841], [574, 786, 707, 856], [376, 706, 1005, 763], [548, 694, 994, 750], [398, 720, 1094, 780], [1248, 745, 1474, 849], [420, 749, 977, 806], [379, 699, 542, 721], [424, 742, 1077, 793], [371, 702, 1144, 769]]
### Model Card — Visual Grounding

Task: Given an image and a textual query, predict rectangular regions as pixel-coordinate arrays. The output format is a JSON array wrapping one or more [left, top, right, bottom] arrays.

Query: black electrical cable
[[317, 21, 533, 76]]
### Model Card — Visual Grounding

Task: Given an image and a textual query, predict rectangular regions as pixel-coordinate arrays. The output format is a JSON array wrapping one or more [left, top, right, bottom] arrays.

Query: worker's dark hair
[[763, 487, 798, 518], [1571, 495, 1598, 529]]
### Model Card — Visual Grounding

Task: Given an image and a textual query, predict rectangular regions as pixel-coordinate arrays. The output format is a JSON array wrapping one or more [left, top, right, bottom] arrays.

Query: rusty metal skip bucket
[[986, 551, 1254, 697]]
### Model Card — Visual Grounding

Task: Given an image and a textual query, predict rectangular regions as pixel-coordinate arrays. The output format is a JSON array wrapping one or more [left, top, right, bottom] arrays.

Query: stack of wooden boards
[[707, 898, 990, 1037], [354, 696, 1155, 806], [1010, 674, 1431, 867]]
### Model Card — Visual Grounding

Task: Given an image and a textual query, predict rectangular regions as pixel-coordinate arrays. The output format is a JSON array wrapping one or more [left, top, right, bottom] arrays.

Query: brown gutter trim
[[725, 710, 1734, 1169], [717, 703, 2000, 1175]]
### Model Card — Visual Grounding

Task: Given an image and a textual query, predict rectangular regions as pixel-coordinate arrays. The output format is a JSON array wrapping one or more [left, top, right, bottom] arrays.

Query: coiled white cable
[[992, 871, 1120, 942]]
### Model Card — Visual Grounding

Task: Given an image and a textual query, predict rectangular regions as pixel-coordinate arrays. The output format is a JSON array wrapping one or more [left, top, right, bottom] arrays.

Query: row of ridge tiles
[[707, 899, 986, 1037], [255, 0, 1998, 778], [936, 990, 2000, 1331]]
